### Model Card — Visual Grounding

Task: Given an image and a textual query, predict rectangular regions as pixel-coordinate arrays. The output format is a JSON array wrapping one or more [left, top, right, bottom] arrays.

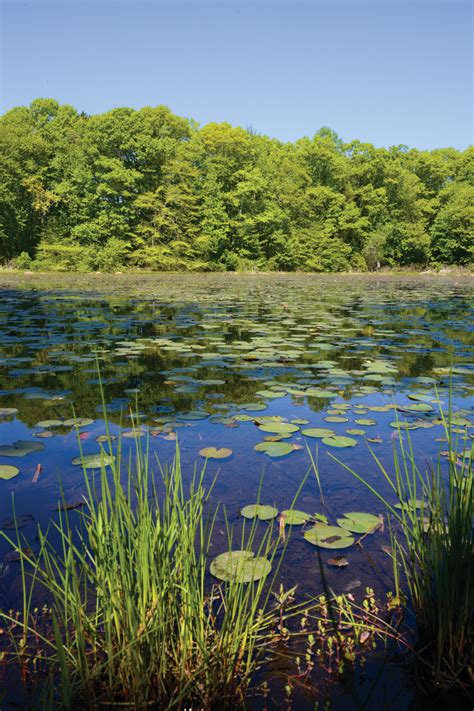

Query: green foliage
[[14, 251, 33, 270], [0, 99, 471, 271], [430, 183, 474, 265]]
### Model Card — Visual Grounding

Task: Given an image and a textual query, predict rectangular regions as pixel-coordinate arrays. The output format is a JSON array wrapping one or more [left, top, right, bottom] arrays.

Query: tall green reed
[[333, 406, 473, 691], [0, 430, 288, 709]]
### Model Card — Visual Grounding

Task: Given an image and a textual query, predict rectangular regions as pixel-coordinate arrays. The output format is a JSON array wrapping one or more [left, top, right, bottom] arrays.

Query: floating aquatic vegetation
[[280, 509, 311, 525], [301, 427, 335, 438], [35, 419, 64, 428], [0, 441, 44, 457], [240, 504, 278, 520], [199, 447, 233, 459], [304, 523, 355, 549], [209, 550, 271, 583], [72, 453, 116, 468], [254, 441, 294, 458], [336, 512, 380, 534], [63, 417, 95, 427], [321, 435, 358, 448], [0, 464, 20, 480], [258, 422, 299, 435]]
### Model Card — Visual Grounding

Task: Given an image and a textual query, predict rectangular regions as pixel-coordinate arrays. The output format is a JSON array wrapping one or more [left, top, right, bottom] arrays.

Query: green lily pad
[[346, 428, 365, 435], [239, 403, 267, 411], [280, 509, 311, 525], [36, 419, 64, 428], [324, 416, 349, 423], [177, 410, 209, 421], [321, 435, 358, 448], [255, 390, 285, 399], [395, 498, 425, 511], [337, 512, 380, 534], [241, 504, 278, 520], [301, 427, 335, 438], [122, 429, 145, 438], [389, 421, 421, 430], [404, 403, 434, 413], [254, 441, 294, 458], [95, 434, 117, 443], [450, 415, 471, 427], [0, 465, 20, 480], [210, 550, 271, 583], [354, 419, 376, 426], [304, 524, 354, 549], [258, 422, 299, 434], [0, 441, 44, 457], [63, 417, 95, 427], [199, 447, 233, 460], [72, 453, 116, 468]]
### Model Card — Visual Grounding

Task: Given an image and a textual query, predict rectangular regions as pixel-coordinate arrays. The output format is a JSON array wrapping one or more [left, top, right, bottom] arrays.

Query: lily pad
[[210, 550, 271, 583], [304, 524, 354, 549], [95, 434, 117, 443], [389, 421, 422, 430], [354, 419, 376, 426], [71, 453, 116, 468], [35, 419, 64, 428], [0, 441, 44, 457], [337, 512, 380, 534], [395, 498, 424, 511], [258, 422, 299, 435], [280, 509, 311, 525], [0, 465, 20, 480], [241, 504, 278, 520], [254, 441, 294, 458], [321, 435, 358, 448], [404, 403, 434, 413], [199, 447, 232, 460], [2, 514, 35, 529], [63, 417, 95, 427], [177, 410, 209, 421], [301, 427, 335, 438]]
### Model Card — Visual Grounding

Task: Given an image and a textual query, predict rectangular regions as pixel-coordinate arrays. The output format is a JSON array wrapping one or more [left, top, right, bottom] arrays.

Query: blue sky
[[0, 0, 472, 149]]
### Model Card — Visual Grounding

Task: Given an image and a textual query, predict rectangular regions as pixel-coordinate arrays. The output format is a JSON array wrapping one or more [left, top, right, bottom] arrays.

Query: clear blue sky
[[0, 0, 472, 149]]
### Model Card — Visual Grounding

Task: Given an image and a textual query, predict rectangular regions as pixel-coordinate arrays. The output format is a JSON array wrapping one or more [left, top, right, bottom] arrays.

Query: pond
[[0, 272, 472, 707]]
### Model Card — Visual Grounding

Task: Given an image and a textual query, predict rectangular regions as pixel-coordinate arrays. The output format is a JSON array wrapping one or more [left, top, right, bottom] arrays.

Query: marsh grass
[[333, 404, 473, 693], [1, 427, 293, 709]]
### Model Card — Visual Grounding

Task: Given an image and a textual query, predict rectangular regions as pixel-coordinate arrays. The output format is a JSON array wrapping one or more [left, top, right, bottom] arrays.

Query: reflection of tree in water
[[0, 274, 472, 431]]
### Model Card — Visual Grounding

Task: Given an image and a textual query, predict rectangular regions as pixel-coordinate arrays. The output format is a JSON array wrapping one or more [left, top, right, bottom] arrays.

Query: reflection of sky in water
[[0, 274, 472, 610]]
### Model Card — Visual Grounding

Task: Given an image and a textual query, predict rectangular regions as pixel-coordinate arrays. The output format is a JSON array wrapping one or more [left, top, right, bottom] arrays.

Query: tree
[[431, 183, 474, 265]]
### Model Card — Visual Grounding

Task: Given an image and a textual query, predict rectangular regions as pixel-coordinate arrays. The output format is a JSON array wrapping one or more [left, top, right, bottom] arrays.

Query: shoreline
[[0, 267, 472, 278]]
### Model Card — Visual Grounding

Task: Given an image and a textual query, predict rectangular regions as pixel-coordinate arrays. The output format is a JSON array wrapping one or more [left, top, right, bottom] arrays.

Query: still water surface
[[0, 273, 472, 706]]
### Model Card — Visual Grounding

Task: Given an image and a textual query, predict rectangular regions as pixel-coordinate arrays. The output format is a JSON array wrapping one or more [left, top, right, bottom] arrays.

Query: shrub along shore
[[1, 99, 472, 273]]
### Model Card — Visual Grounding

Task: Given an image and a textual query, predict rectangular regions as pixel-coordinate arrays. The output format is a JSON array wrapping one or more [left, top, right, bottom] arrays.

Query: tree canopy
[[1, 99, 472, 272]]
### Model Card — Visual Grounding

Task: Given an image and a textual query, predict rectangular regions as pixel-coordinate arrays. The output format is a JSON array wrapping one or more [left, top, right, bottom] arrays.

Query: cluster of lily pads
[[209, 506, 382, 583]]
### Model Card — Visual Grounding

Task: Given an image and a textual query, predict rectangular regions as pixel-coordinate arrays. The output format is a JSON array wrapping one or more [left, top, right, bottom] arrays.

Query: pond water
[[0, 272, 472, 707]]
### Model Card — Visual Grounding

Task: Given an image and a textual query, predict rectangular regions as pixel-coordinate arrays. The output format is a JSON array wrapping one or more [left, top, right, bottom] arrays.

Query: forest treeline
[[0, 99, 472, 272]]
